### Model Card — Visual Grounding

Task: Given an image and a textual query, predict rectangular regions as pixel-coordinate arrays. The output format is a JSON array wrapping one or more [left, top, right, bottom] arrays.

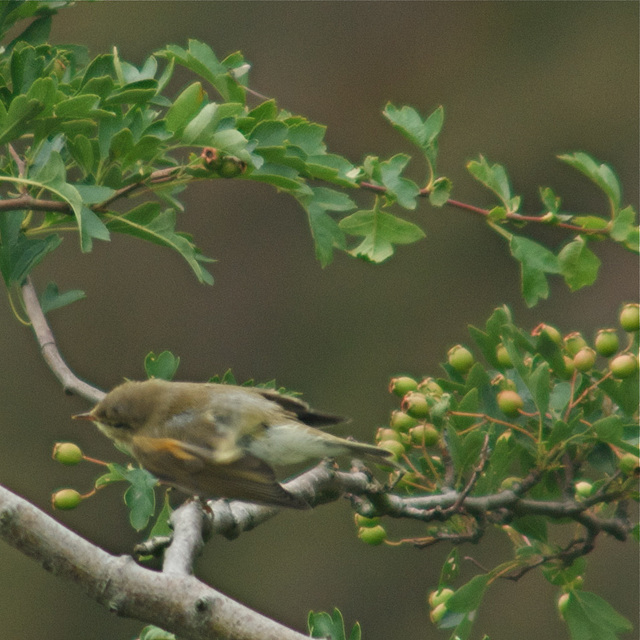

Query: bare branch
[[0, 483, 309, 640], [20, 277, 104, 404]]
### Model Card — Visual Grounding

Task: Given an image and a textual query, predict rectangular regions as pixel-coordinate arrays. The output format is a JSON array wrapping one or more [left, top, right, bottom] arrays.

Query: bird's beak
[[72, 411, 95, 421]]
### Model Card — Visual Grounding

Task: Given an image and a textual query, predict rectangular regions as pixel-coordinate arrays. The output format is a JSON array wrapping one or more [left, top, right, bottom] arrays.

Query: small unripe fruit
[[495, 345, 513, 368], [390, 410, 418, 431], [402, 392, 430, 419], [557, 593, 570, 618], [409, 424, 440, 446], [533, 323, 563, 346], [573, 347, 596, 372], [375, 428, 402, 443], [429, 602, 448, 624], [357, 524, 387, 545], [594, 329, 619, 357], [52, 489, 82, 510], [564, 332, 588, 356], [217, 156, 246, 178], [354, 514, 380, 528], [619, 303, 640, 332], [574, 481, 593, 498], [610, 353, 638, 379], [497, 389, 524, 417], [500, 476, 522, 491], [389, 376, 418, 397], [378, 439, 406, 460], [428, 588, 454, 608], [618, 453, 640, 476], [52, 442, 83, 466], [559, 355, 575, 378], [418, 377, 443, 397], [447, 345, 474, 374]]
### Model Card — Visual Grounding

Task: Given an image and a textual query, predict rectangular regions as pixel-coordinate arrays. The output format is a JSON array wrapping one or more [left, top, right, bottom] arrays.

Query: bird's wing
[[131, 436, 309, 509], [253, 387, 347, 427]]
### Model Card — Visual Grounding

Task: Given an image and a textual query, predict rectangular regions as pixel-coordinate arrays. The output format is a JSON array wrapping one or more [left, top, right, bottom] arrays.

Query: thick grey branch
[[0, 484, 309, 640]]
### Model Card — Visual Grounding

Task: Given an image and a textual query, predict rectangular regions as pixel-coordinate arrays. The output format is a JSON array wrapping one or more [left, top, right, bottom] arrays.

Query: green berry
[[564, 332, 588, 356], [409, 424, 440, 446], [533, 323, 563, 346], [594, 329, 619, 357], [619, 303, 640, 332], [52, 442, 83, 466], [378, 439, 406, 461], [557, 593, 570, 618], [497, 389, 524, 417], [375, 428, 402, 443], [402, 392, 430, 419], [618, 453, 640, 476], [573, 347, 596, 372], [500, 476, 522, 491], [354, 514, 380, 528], [389, 410, 418, 431], [495, 344, 513, 368], [357, 524, 387, 545], [574, 481, 593, 498], [418, 377, 443, 397], [609, 353, 638, 378], [217, 156, 246, 178], [51, 488, 82, 510], [389, 376, 418, 397], [447, 345, 474, 374], [429, 602, 448, 624], [428, 588, 454, 608]]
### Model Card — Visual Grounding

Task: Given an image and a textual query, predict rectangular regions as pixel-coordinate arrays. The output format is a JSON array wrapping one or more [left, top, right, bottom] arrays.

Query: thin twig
[[20, 277, 104, 403]]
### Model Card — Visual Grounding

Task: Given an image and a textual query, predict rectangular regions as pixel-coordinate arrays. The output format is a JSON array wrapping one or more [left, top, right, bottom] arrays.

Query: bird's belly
[[246, 423, 347, 466]]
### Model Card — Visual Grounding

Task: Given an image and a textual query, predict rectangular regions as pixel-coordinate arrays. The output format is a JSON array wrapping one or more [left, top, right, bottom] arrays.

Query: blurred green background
[[0, 2, 638, 639]]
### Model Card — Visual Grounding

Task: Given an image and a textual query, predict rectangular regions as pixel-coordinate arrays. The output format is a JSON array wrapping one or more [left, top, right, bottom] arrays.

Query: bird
[[73, 379, 393, 509]]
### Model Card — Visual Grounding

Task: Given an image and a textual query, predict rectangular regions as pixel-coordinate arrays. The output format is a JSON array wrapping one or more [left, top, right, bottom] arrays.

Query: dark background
[[0, 2, 638, 639]]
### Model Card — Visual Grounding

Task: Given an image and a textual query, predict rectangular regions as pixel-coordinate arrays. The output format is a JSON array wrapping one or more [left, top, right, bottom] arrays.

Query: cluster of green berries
[[427, 587, 454, 624], [380, 375, 444, 463], [51, 442, 85, 510], [354, 513, 387, 546]]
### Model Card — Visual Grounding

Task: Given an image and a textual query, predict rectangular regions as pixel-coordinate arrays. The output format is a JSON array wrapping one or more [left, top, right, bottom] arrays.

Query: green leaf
[[165, 82, 206, 134], [592, 416, 624, 443], [429, 176, 451, 207], [509, 235, 561, 306], [383, 103, 443, 150], [446, 574, 490, 613], [379, 154, 420, 209], [558, 236, 600, 290], [440, 548, 460, 585], [339, 206, 425, 263], [138, 625, 176, 640], [53, 94, 100, 118], [563, 591, 632, 640], [308, 608, 360, 640], [527, 362, 550, 416], [121, 467, 158, 531], [105, 204, 214, 284], [146, 490, 174, 541], [512, 515, 547, 542], [144, 350, 180, 381], [467, 155, 516, 211], [39, 282, 85, 314], [298, 187, 353, 266], [610, 206, 638, 247], [540, 186, 561, 214], [0, 211, 62, 284], [558, 152, 621, 211]]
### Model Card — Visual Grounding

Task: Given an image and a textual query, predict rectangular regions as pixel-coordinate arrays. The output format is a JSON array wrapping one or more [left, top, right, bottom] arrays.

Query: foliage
[[2, 3, 638, 640], [0, 2, 636, 308]]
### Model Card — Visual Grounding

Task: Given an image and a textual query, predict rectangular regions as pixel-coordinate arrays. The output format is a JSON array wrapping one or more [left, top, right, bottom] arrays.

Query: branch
[[0, 483, 309, 640], [20, 277, 104, 404]]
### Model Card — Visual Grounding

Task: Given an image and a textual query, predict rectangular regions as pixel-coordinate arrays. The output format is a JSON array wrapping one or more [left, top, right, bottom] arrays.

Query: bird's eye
[[111, 421, 130, 430]]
